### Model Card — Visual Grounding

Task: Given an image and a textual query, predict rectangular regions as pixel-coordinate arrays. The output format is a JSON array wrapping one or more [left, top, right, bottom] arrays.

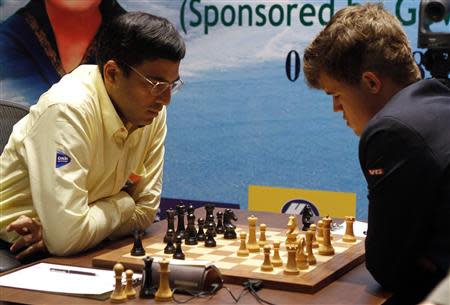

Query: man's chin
[[353, 127, 362, 137], [138, 118, 154, 127]]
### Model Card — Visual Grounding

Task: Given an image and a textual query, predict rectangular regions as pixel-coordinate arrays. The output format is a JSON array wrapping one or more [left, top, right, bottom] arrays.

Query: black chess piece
[[164, 208, 176, 243], [197, 217, 206, 241], [164, 229, 175, 254], [140, 256, 156, 298], [216, 211, 225, 234], [183, 207, 195, 240], [204, 203, 216, 236], [173, 235, 185, 260], [176, 204, 186, 239], [224, 224, 237, 239], [205, 204, 215, 223], [204, 223, 216, 247], [131, 230, 146, 256], [185, 213, 198, 245], [187, 204, 195, 215], [301, 204, 314, 231], [223, 209, 238, 239]]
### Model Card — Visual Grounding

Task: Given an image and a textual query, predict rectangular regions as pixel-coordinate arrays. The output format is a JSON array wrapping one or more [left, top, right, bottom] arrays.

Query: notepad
[[0, 262, 141, 300], [331, 220, 368, 237]]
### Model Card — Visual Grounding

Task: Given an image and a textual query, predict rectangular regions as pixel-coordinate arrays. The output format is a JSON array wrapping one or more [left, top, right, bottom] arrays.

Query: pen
[[50, 268, 97, 276]]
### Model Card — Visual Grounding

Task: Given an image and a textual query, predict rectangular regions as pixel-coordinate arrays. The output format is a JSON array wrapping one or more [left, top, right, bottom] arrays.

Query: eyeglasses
[[126, 64, 183, 96]]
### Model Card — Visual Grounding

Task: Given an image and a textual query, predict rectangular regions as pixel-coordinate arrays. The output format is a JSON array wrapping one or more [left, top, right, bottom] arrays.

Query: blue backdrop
[[1, 0, 442, 220]]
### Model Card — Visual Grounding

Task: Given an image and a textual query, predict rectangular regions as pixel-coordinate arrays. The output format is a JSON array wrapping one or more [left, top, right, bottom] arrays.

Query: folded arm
[[109, 108, 167, 238], [24, 104, 139, 255]]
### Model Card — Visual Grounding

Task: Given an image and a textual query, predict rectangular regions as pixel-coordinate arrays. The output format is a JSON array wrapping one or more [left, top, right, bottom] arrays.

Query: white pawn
[[124, 269, 136, 298], [271, 241, 283, 267], [258, 224, 268, 247], [110, 263, 127, 303], [237, 232, 250, 256], [316, 220, 324, 244], [305, 230, 317, 265], [296, 237, 308, 270], [309, 224, 319, 248], [260, 245, 274, 272]]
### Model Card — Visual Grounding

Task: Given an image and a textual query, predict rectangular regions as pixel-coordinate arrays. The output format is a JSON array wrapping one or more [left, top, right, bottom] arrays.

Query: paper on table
[[0, 262, 141, 298], [332, 220, 368, 238]]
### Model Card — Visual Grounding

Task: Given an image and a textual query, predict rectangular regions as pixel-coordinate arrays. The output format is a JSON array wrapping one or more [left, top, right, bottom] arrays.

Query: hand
[[6, 215, 47, 260]]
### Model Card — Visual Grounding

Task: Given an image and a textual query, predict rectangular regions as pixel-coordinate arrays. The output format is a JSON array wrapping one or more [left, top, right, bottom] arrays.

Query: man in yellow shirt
[[0, 12, 185, 270]]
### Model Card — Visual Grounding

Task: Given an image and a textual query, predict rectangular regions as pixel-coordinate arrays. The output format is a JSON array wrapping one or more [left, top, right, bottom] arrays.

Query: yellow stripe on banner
[[248, 185, 356, 218]]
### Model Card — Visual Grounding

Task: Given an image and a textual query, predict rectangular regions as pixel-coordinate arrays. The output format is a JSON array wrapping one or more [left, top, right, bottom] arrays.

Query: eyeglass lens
[[151, 80, 183, 96]]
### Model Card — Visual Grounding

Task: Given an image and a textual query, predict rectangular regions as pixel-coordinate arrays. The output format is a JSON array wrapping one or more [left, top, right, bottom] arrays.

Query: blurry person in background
[[0, 0, 125, 105]]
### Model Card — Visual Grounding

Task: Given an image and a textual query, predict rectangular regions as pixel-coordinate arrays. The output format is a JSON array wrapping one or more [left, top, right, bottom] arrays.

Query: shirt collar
[[92, 67, 143, 146], [91, 66, 126, 141]]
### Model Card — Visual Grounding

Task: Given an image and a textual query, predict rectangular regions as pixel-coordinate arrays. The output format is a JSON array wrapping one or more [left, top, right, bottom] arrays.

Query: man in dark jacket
[[303, 3, 450, 304]]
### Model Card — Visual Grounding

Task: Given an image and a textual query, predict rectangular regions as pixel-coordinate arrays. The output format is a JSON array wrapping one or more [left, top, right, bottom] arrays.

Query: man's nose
[[156, 89, 171, 106]]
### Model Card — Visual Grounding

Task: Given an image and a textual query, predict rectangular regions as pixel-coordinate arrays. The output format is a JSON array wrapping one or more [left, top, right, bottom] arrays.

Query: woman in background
[[0, 0, 125, 105]]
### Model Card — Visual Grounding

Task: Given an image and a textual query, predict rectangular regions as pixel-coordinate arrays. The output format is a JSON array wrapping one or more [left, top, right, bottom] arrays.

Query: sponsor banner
[[248, 185, 356, 218]]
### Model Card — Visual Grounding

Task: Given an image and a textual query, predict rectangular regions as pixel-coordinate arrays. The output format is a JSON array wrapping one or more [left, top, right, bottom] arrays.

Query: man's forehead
[[318, 73, 336, 94], [139, 59, 180, 82]]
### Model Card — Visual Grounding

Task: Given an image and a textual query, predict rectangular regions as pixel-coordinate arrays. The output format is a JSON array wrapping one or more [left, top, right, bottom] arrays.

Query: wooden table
[[0, 210, 391, 304]]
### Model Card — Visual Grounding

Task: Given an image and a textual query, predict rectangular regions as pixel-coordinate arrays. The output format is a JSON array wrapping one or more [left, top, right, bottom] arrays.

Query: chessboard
[[92, 225, 365, 293]]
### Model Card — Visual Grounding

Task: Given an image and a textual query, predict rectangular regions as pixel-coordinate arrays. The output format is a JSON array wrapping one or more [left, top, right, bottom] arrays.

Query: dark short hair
[[303, 3, 420, 89], [96, 12, 186, 76]]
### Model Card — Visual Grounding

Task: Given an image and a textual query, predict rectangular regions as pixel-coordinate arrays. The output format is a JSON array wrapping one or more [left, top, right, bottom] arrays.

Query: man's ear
[[103, 60, 121, 86], [361, 72, 382, 94]]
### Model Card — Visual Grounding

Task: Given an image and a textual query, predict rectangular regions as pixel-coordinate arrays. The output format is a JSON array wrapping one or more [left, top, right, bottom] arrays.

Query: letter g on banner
[[285, 50, 301, 82]]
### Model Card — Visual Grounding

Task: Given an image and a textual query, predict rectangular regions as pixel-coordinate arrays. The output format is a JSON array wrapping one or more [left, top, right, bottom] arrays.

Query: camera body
[[418, 0, 450, 49], [416, 0, 450, 83]]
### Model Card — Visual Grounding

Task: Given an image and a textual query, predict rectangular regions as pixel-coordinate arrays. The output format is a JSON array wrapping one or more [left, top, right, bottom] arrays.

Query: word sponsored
[[181, 0, 335, 34], [180, 0, 438, 35]]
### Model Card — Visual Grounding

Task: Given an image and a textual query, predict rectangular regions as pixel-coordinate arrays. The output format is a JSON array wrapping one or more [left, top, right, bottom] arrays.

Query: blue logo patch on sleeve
[[56, 151, 71, 168]]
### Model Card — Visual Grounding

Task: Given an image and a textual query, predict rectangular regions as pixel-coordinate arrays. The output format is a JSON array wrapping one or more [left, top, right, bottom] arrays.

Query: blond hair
[[303, 3, 420, 89]]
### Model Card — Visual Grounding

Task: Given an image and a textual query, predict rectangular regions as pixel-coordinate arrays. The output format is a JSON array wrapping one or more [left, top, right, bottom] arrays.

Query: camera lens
[[425, 0, 449, 22]]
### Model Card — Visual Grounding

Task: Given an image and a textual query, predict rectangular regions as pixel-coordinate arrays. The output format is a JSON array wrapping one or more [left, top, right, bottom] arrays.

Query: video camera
[[416, 0, 450, 86]]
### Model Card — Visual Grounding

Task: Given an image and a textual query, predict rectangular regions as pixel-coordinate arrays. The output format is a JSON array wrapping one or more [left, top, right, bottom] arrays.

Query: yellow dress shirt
[[0, 65, 165, 256]]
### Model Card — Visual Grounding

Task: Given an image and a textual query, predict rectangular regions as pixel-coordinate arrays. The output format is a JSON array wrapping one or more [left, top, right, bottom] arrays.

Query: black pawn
[[173, 235, 185, 260], [140, 256, 156, 298], [176, 204, 186, 239], [131, 230, 146, 256], [164, 208, 176, 243], [216, 211, 225, 234], [164, 229, 175, 254], [204, 223, 216, 247], [197, 217, 206, 241], [185, 213, 198, 245]]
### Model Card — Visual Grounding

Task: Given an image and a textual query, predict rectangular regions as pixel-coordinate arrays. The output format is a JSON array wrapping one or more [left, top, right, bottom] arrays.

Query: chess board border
[[92, 226, 365, 294]]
